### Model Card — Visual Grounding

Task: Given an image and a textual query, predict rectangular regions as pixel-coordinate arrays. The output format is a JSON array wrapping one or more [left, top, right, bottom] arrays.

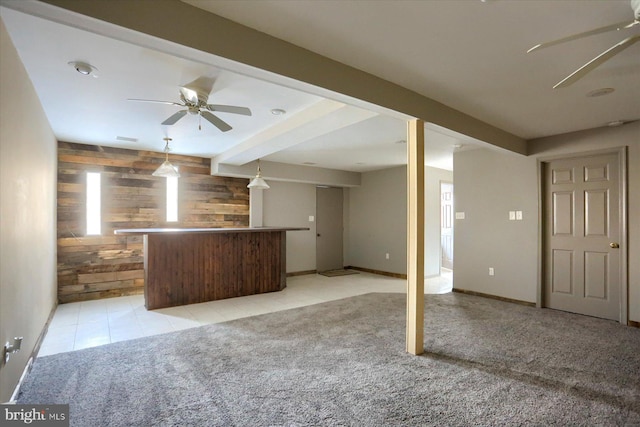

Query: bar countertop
[[114, 226, 309, 235]]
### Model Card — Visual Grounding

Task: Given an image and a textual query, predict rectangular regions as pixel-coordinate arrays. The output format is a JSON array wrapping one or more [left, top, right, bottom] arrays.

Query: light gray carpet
[[18, 293, 640, 426]]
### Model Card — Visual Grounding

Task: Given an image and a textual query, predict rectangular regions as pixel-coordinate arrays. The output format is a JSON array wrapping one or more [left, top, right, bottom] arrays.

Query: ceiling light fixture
[[247, 159, 270, 190], [271, 108, 286, 115], [68, 61, 98, 77], [607, 120, 625, 127], [152, 137, 180, 178]]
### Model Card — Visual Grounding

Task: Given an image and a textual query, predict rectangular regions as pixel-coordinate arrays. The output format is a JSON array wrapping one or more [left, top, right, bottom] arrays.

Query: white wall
[[346, 166, 407, 275], [425, 166, 453, 277], [453, 148, 539, 302], [262, 181, 317, 273], [0, 18, 58, 402]]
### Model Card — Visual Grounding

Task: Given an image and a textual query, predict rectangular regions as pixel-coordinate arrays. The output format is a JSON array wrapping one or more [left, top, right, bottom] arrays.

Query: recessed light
[[453, 144, 463, 149], [271, 108, 286, 115], [68, 61, 99, 77], [586, 87, 614, 98], [607, 120, 625, 127]]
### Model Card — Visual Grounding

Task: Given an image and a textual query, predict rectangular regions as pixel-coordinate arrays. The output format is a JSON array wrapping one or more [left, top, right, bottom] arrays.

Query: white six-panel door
[[544, 153, 621, 321]]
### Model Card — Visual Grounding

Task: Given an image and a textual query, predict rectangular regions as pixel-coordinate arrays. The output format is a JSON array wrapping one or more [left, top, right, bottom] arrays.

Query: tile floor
[[39, 270, 453, 357]]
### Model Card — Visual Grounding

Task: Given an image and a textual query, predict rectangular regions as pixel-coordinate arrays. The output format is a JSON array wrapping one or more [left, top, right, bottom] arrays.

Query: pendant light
[[153, 137, 180, 178], [247, 159, 270, 189]]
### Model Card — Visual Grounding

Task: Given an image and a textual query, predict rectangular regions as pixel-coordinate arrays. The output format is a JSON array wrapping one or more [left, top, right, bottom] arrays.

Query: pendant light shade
[[247, 159, 270, 189], [153, 137, 180, 178]]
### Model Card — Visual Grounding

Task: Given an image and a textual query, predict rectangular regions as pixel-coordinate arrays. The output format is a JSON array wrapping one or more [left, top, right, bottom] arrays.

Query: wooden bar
[[115, 227, 308, 309]]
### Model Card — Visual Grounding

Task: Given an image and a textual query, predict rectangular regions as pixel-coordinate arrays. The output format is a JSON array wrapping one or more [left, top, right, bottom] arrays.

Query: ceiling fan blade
[[201, 111, 232, 132], [128, 98, 183, 107], [553, 34, 640, 88], [161, 110, 188, 125], [527, 20, 637, 53], [206, 104, 252, 116]]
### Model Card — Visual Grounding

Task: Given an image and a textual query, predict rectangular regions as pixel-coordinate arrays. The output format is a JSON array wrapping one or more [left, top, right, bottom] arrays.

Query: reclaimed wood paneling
[[144, 231, 286, 310], [57, 141, 249, 303]]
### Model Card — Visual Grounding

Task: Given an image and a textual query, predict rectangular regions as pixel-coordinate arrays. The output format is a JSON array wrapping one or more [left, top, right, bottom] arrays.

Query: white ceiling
[[1, 0, 639, 174]]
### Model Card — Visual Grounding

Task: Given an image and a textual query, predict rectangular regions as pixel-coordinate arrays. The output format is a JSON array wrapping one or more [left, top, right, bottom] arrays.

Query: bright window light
[[86, 172, 101, 235], [167, 175, 178, 222]]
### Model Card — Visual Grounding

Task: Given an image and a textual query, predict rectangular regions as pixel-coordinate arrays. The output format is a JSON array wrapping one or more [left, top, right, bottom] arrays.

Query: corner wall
[[346, 166, 407, 275], [262, 181, 317, 273], [0, 18, 58, 402], [453, 148, 539, 302]]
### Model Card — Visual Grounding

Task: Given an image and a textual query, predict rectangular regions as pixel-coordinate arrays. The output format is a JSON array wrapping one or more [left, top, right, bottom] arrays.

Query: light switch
[[455, 212, 465, 220], [309, 216, 315, 222], [516, 211, 523, 220], [509, 211, 516, 221]]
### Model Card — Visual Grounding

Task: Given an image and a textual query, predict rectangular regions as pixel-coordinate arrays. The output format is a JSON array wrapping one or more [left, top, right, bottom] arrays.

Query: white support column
[[249, 188, 264, 227], [406, 119, 425, 355]]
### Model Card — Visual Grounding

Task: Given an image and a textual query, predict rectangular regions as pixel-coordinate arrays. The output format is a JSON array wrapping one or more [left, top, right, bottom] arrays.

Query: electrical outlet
[[308, 216, 315, 222], [489, 267, 494, 276], [509, 211, 516, 221], [385, 253, 390, 260], [516, 211, 523, 220]]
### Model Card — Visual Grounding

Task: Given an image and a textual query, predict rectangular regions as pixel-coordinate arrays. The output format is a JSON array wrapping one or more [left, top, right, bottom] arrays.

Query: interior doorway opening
[[424, 181, 454, 294]]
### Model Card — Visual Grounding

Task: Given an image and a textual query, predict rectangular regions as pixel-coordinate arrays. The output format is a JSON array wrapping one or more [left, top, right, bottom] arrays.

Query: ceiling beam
[[213, 99, 378, 166], [212, 160, 362, 188], [35, 0, 527, 155]]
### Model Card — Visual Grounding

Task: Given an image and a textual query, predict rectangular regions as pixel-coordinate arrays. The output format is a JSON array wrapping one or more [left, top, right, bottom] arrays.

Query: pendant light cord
[[163, 137, 172, 161]]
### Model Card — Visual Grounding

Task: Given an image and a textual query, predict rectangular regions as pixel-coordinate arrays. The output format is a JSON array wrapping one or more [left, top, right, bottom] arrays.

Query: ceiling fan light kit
[[247, 160, 270, 190], [528, 0, 640, 88], [152, 137, 180, 178]]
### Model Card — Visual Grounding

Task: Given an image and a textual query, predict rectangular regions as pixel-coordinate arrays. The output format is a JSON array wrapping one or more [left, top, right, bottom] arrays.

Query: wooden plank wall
[[57, 141, 249, 303]]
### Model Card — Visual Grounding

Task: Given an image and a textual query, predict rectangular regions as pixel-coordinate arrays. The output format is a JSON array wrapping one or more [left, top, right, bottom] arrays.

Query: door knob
[[609, 242, 619, 249], [317, 233, 321, 237]]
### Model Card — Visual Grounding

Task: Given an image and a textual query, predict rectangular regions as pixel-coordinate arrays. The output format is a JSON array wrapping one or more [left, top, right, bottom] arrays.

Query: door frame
[[315, 186, 344, 272], [439, 180, 454, 272], [537, 146, 628, 324]]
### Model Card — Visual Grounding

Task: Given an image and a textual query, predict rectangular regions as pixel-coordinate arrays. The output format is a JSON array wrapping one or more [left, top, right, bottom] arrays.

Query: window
[[166, 175, 178, 222], [86, 172, 101, 235]]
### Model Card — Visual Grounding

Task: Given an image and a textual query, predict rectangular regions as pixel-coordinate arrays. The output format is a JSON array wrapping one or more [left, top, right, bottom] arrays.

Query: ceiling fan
[[128, 77, 252, 132], [528, 0, 640, 88]]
